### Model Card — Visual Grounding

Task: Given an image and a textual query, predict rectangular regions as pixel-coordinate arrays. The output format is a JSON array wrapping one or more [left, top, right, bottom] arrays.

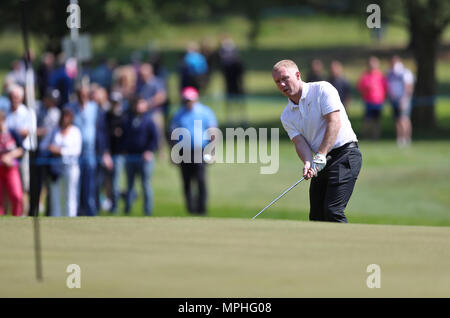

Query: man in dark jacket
[[123, 97, 158, 215], [106, 92, 128, 213]]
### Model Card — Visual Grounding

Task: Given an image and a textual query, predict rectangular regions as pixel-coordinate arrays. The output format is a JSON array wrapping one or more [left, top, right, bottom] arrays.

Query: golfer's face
[[272, 67, 300, 98]]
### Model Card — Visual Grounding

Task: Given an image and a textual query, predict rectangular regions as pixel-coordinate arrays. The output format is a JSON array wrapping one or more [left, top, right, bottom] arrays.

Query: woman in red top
[[357, 56, 387, 140], [0, 110, 24, 216]]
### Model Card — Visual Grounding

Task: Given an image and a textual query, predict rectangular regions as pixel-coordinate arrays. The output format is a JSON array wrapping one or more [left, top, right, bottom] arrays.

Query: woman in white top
[[47, 107, 82, 217]]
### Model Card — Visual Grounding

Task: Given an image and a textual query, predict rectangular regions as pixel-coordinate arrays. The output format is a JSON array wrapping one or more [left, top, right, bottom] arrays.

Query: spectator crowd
[[0, 38, 238, 217], [305, 55, 414, 145]]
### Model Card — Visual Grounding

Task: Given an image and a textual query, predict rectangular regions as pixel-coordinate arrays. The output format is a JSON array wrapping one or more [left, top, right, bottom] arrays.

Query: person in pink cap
[[357, 56, 387, 140], [169, 86, 217, 215]]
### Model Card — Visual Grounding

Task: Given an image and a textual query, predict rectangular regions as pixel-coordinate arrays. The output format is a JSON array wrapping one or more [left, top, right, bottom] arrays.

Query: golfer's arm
[[317, 110, 341, 155], [292, 134, 314, 164]]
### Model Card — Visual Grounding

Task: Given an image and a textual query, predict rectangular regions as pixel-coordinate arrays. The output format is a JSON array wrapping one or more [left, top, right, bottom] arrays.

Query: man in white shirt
[[6, 83, 35, 195], [6, 84, 33, 139], [272, 59, 362, 223]]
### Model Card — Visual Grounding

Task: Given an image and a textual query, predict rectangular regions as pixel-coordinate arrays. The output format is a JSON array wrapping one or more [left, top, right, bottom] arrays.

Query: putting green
[[1, 217, 449, 297]]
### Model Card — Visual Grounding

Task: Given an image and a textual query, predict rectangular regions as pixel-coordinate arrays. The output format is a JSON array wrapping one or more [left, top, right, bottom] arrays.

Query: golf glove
[[312, 153, 327, 175]]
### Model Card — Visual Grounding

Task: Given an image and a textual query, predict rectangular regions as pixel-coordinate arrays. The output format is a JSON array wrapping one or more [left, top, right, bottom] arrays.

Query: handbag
[[48, 155, 63, 181], [42, 128, 64, 181]]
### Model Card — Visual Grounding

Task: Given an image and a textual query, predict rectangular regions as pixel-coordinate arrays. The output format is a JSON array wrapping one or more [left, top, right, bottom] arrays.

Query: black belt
[[327, 141, 358, 159]]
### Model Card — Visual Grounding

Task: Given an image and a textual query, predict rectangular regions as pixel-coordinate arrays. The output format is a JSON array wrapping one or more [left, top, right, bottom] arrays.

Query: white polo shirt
[[280, 81, 357, 153]]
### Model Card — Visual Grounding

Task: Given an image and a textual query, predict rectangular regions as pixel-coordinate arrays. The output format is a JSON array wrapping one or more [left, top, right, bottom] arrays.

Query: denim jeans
[[78, 155, 97, 216], [110, 154, 125, 213], [125, 154, 154, 215]]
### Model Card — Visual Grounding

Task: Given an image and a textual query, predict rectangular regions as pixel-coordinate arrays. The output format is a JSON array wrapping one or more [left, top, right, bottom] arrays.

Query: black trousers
[[180, 161, 207, 215], [309, 144, 362, 223]]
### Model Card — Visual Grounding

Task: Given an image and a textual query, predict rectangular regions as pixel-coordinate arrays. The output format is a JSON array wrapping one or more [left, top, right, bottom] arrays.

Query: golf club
[[252, 176, 306, 220]]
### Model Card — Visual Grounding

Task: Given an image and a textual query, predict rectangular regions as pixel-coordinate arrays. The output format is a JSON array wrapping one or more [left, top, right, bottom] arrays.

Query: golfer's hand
[[312, 153, 327, 175], [303, 161, 316, 180]]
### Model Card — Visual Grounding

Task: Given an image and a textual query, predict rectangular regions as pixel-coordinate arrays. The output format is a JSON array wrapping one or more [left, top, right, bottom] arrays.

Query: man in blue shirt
[[170, 87, 217, 215], [49, 58, 74, 108], [137, 63, 167, 159], [69, 84, 112, 216], [180, 42, 209, 92]]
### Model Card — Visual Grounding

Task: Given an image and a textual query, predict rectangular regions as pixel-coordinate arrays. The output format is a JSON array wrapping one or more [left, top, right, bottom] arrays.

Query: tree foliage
[[1, 0, 160, 51]]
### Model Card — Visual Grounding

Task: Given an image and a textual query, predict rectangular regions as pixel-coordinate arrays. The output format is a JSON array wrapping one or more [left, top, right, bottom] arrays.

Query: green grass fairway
[[1, 217, 449, 297]]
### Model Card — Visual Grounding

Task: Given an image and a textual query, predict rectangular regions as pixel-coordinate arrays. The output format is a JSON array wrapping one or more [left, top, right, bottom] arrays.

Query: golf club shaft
[[252, 177, 305, 220]]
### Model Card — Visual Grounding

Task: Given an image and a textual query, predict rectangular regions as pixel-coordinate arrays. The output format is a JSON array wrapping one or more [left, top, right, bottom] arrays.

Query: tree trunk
[[406, 0, 446, 130], [410, 27, 439, 130]]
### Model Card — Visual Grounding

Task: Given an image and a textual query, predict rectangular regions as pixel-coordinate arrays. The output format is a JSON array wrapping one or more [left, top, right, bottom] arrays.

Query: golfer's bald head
[[272, 59, 300, 73]]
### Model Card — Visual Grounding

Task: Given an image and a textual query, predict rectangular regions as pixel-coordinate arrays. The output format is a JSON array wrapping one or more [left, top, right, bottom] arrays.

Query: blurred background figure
[[7, 59, 28, 88], [90, 58, 115, 93], [35, 88, 61, 215], [306, 58, 325, 82], [49, 54, 75, 108], [46, 107, 82, 217], [147, 47, 171, 127], [124, 97, 158, 216], [328, 60, 352, 109], [106, 91, 128, 214], [112, 65, 137, 109], [218, 36, 246, 126], [91, 84, 113, 210], [180, 42, 209, 92], [0, 76, 14, 114], [36, 52, 55, 100], [36, 88, 61, 141], [6, 84, 31, 141], [137, 63, 167, 160], [170, 87, 217, 216], [0, 110, 24, 216], [200, 38, 216, 91], [69, 84, 111, 216], [92, 84, 111, 112], [6, 84, 33, 214], [357, 56, 387, 140], [386, 56, 414, 147]]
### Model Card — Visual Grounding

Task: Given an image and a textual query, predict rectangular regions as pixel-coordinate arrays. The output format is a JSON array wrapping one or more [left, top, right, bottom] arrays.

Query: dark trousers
[[309, 145, 362, 223], [125, 156, 154, 216], [180, 162, 207, 215]]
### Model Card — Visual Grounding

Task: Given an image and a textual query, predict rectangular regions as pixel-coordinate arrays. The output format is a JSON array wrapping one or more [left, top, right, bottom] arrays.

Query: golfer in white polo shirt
[[272, 59, 362, 222]]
